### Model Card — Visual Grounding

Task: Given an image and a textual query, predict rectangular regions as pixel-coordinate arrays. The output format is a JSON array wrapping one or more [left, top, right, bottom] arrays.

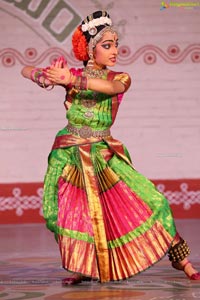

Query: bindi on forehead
[[101, 32, 118, 43]]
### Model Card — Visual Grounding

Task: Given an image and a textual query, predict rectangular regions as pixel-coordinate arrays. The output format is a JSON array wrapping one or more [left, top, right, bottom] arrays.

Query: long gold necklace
[[83, 67, 108, 78], [81, 68, 107, 119]]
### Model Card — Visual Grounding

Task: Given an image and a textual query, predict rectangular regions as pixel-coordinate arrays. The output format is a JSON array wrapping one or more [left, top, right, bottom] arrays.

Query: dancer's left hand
[[44, 56, 71, 86]]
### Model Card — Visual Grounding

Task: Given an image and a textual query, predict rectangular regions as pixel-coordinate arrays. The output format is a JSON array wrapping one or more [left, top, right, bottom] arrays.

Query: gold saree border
[[59, 220, 174, 281], [108, 220, 174, 281], [58, 235, 99, 278], [78, 144, 110, 282]]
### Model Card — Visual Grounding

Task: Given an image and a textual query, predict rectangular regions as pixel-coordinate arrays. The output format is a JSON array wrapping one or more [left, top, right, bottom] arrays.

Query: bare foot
[[62, 273, 82, 285], [172, 259, 200, 280]]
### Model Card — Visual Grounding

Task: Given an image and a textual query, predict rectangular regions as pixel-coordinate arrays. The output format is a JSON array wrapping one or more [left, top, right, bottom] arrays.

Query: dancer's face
[[93, 31, 119, 69]]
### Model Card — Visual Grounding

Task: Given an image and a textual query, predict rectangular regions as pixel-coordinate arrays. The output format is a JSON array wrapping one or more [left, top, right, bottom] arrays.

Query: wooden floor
[[1, 219, 200, 300]]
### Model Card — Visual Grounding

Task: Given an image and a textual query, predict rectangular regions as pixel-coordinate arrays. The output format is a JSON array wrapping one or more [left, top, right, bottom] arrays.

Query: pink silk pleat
[[57, 177, 93, 235], [107, 220, 173, 281], [100, 181, 153, 239]]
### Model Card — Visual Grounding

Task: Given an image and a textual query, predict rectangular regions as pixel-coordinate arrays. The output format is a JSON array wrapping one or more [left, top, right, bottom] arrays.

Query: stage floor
[[1, 220, 200, 300]]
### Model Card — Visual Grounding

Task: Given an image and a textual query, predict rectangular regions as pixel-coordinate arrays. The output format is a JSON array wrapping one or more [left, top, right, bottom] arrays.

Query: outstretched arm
[[45, 67, 131, 95], [21, 65, 35, 79], [86, 74, 131, 95], [21, 57, 68, 89], [21, 65, 54, 89]]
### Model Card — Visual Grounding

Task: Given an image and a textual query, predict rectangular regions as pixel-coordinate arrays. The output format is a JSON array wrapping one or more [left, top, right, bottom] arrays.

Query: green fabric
[[43, 146, 76, 233], [57, 226, 94, 243], [66, 90, 112, 131]]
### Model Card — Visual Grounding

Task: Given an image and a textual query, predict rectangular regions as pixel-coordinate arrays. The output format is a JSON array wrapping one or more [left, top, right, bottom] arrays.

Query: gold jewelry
[[66, 123, 111, 139], [92, 26, 117, 48], [81, 99, 97, 119], [83, 67, 107, 78], [87, 38, 95, 68], [36, 72, 54, 90], [81, 99, 97, 108], [73, 75, 88, 90], [87, 52, 94, 68]]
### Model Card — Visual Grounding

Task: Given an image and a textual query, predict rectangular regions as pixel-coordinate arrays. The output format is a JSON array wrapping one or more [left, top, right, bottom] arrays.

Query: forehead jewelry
[[92, 26, 117, 47]]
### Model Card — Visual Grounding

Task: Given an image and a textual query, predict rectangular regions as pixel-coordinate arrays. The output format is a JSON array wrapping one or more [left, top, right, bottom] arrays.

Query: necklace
[[83, 67, 108, 78], [81, 99, 97, 108]]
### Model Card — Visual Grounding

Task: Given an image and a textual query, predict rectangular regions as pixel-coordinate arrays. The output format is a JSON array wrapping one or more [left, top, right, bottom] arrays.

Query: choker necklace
[[83, 67, 108, 78]]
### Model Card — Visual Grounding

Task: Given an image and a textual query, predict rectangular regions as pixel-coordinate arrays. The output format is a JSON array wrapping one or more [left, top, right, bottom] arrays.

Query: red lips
[[110, 57, 116, 63]]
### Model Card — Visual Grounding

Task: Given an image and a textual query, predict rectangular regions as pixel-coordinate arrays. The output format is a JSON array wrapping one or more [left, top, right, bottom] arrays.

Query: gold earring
[[87, 39, 94, 68], [87, 52, 94, 68]]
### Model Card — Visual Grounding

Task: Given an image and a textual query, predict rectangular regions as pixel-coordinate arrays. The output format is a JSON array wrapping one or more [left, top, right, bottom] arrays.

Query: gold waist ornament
[[66, 123, 111, 139]]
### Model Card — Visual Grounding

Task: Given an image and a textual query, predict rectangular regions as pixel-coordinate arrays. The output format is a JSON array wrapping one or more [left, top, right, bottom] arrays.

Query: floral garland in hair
[[81, 16, 112, 33], [72, 25, 89, 61]]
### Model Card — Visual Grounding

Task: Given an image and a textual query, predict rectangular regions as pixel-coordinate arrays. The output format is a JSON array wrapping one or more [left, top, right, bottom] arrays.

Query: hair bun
[[72, 26, 89, 61]]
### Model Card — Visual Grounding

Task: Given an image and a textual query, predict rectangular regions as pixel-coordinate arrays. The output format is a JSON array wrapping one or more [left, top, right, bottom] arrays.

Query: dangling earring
[[87, 52, 94, 68], [87, 38, 94, 69]]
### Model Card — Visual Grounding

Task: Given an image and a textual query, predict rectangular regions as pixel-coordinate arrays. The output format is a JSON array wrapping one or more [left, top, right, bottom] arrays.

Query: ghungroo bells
[[168, 238, 190, 262]]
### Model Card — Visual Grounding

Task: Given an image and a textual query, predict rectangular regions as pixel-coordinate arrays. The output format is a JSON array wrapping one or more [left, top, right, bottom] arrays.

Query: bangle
[[37, 74, 54, 90], [32, 69, 54, 90], [37, 73, 45, 87], [45, 84, 54, 91], [30, 68, 42, 82], [74, 75, 88, 90]]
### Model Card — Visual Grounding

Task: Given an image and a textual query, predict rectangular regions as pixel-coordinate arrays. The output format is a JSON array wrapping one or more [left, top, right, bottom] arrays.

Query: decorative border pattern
[[0, 182, 200, 217], [0, 47, 80, 67], [157, 183, 200, 210], [118, 44, 200, 65], [0, 187, 43, 216], [1, 44, 200, 67]]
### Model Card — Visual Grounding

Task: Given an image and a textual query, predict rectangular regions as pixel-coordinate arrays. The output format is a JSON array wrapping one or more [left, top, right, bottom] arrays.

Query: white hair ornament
[[81, 17, 112, 36]]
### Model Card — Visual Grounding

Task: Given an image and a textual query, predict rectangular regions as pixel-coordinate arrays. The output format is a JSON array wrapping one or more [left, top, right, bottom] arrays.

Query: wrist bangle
[[74, 75, 88, 90], [31, 68, 42, 82], [32, 68, 54, 90], [38, 73, 54, 90], [37, 73, 45, 87]]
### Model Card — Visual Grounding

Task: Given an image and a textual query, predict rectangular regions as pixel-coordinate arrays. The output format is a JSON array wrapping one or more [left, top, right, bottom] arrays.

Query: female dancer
[[21, 10, 200, 284]]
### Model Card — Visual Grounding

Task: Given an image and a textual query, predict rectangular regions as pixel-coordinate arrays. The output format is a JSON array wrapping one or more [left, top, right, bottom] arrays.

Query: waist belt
[[66, 123, 111, 139]]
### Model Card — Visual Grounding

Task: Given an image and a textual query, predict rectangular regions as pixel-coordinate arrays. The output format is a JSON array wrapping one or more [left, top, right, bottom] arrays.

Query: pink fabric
[[100, 181, 153, 240], [58, 176, 153, 241], [57, 177, 94, 235], [117, 93, 124, 104], [70, 67, 83, 76]]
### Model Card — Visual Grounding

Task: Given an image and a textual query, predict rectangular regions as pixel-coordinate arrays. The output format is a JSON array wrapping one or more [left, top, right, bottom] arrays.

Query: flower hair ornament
[[72, 25, 89, 61]]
